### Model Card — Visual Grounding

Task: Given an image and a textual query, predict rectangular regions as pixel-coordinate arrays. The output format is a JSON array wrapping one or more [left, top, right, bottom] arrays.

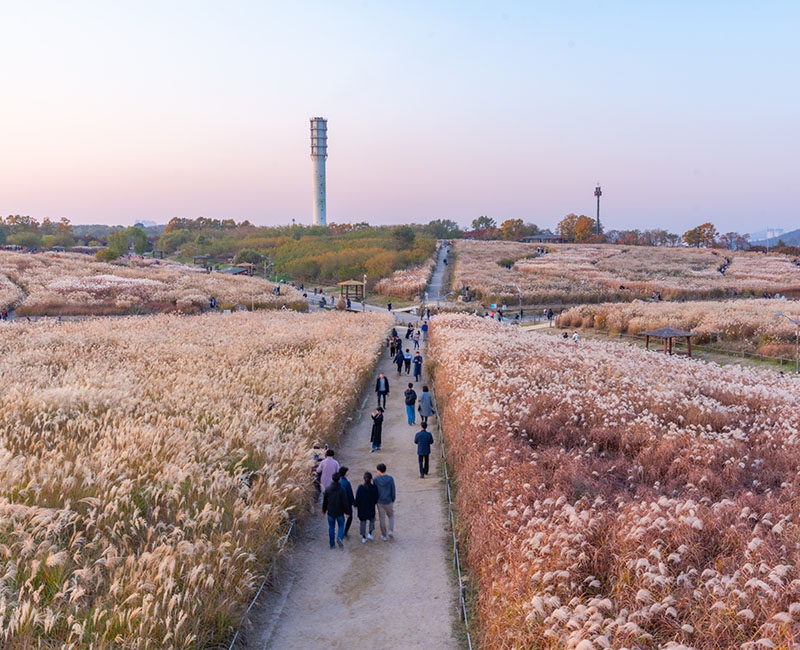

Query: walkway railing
[[431, 389, 475, 650], [227, 517, 296, 650]]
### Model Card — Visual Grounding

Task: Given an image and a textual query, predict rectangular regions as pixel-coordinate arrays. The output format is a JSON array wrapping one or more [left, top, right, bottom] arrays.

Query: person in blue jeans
[[404, 383, 417, 426], [322, 472, 347, 548]]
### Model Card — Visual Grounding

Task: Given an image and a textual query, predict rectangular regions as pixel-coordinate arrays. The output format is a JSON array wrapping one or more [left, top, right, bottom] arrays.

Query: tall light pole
[[775, 312, 800, 373], [594, 184, 602, 236]]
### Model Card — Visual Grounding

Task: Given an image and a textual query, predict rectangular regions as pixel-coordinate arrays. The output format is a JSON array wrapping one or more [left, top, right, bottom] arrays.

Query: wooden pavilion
[[338, 280, 365, 303], [641, 326, 697, 357]]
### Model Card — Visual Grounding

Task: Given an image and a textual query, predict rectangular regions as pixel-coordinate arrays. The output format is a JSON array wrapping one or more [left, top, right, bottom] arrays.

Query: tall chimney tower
[[310, 117, 327, 226]]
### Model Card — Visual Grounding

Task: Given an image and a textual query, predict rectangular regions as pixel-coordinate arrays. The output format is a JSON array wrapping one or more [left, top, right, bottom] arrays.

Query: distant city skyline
[[1, 2, 798, 233]]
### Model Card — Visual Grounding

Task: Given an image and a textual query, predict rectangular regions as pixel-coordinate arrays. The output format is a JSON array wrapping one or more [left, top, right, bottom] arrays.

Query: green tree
[[471, 215, 496, 230], [557, 214, 579, 242], [392, 225, 416, 250], [423, 219, 462, 239], [0, 227, 6, 245], [233, 248, 263, 265], [10, 231, 43, 248]]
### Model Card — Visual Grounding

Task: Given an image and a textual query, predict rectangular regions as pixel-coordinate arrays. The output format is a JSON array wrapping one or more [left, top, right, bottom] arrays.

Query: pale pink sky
[[1, 2, 798, 234]]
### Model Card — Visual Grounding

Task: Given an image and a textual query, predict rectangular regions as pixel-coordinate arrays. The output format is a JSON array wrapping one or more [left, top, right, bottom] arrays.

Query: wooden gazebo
[[642, 326, 697, 357], [338, 280, 365, 303]]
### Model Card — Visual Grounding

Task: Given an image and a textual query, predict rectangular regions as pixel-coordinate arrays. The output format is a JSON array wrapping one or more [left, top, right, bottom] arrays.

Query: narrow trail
[[426, 243, 451, 302], [246, 321, 460, 650]]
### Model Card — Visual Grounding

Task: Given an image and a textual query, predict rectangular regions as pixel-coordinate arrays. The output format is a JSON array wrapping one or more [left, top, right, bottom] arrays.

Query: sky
[[1, 1, 798, 233]]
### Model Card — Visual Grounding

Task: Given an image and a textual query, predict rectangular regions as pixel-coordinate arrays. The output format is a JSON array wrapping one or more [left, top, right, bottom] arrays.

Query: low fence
[[227, 518, 296, 650], [579, 328, 799, 370], [431, 389, 475, 650]]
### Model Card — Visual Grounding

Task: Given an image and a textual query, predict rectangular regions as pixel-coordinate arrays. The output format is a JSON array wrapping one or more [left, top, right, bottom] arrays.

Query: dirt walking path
[[246, 325, 460, 650]]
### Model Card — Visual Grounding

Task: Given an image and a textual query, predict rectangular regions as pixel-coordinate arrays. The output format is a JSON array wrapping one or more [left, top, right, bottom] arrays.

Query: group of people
[[312, 319, 437, 549], [316, 449, 398, 548]]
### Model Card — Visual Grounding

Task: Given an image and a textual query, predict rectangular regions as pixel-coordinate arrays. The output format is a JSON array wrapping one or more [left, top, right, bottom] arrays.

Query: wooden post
[[645, 335, 650, 351], [663, 337, 667, 354], [687, 336, 692, 357]]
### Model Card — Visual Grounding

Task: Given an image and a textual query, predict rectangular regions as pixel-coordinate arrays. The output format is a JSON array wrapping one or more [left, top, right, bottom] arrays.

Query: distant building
[[520, 234, 563, 244]]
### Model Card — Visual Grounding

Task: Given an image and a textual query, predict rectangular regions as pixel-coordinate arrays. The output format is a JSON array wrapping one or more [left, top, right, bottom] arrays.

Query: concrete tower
[[310, 117, 327, 226]]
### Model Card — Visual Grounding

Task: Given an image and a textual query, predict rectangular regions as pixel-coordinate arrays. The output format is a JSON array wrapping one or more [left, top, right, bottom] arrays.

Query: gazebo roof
[[640, 326, 696, 338], [338, 280, 365, 286]]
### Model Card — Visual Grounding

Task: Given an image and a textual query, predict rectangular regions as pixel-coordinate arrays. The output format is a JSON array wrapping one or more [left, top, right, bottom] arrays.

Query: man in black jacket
[[322, 472, 347, 549], [414, 423, 435, 478], [375, 373, 389, 408], [404, 383, 417, 426]]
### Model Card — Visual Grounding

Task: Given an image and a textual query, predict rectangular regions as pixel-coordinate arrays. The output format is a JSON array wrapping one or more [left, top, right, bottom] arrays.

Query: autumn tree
[[719, 231, 750, 251], [500, 218, 525, 241], [683, 222, 718, 247], [574, 216, 597, 242]]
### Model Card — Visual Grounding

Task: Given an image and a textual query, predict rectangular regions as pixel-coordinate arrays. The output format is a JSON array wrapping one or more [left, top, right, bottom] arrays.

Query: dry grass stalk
[[0, 310, 391, 648], [428, 313, 800, 650]]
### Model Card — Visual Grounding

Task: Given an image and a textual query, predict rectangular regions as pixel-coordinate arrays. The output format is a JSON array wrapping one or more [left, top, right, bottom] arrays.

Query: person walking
[[322, 472, 347, 549], [414, 422, 435, 478], [355, 471, 379, 543], [375, 372, 389, 408], [339, 466, 355, 537], [374, 463, 396, 540], [421, 321, 428, 341], [387, 301, 392, 312], [413, 329, 421, 349], [370, 407, 384, 452], [412, 351, 423, 383], [418, 385, 435, 426], [404, 383, 417, 426], [318, 449, 340, 493], [405, 325, 413, 340], [393, 348, 404, 375], [403, 348, 412, 376]]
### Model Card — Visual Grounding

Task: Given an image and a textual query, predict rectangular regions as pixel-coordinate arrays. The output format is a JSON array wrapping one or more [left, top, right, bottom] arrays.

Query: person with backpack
[[412, 351, 423, 383], [339, 466, 355, 537], [404, 383, 417, 426], [322, 472, 347, 549], [414, 422, 435, 478], [418, 385, 435, 426], [371, 407, 384, 452], [355, 471, 379, 543]]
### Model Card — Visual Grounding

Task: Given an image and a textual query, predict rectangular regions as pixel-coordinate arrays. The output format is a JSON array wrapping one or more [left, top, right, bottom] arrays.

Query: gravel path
[[245, 325, 460, 650]]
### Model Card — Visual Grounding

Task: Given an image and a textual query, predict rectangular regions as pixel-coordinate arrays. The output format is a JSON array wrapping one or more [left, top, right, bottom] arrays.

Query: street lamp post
[[594, 184, 602, 236], [775, 312, 800, 373], [512, 282, 523, 320]]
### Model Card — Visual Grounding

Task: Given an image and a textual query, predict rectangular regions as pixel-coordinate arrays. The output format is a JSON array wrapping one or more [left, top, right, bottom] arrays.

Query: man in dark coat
[[322, 472, 347, 548], [393, 348, 404, 375], [414, 422, 435, 478], [375, 373, 389, 408], [339, 466, 355, 537]]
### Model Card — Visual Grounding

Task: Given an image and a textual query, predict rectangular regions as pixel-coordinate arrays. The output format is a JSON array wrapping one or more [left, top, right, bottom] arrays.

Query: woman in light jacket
[[418, 385, 435, 426]]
